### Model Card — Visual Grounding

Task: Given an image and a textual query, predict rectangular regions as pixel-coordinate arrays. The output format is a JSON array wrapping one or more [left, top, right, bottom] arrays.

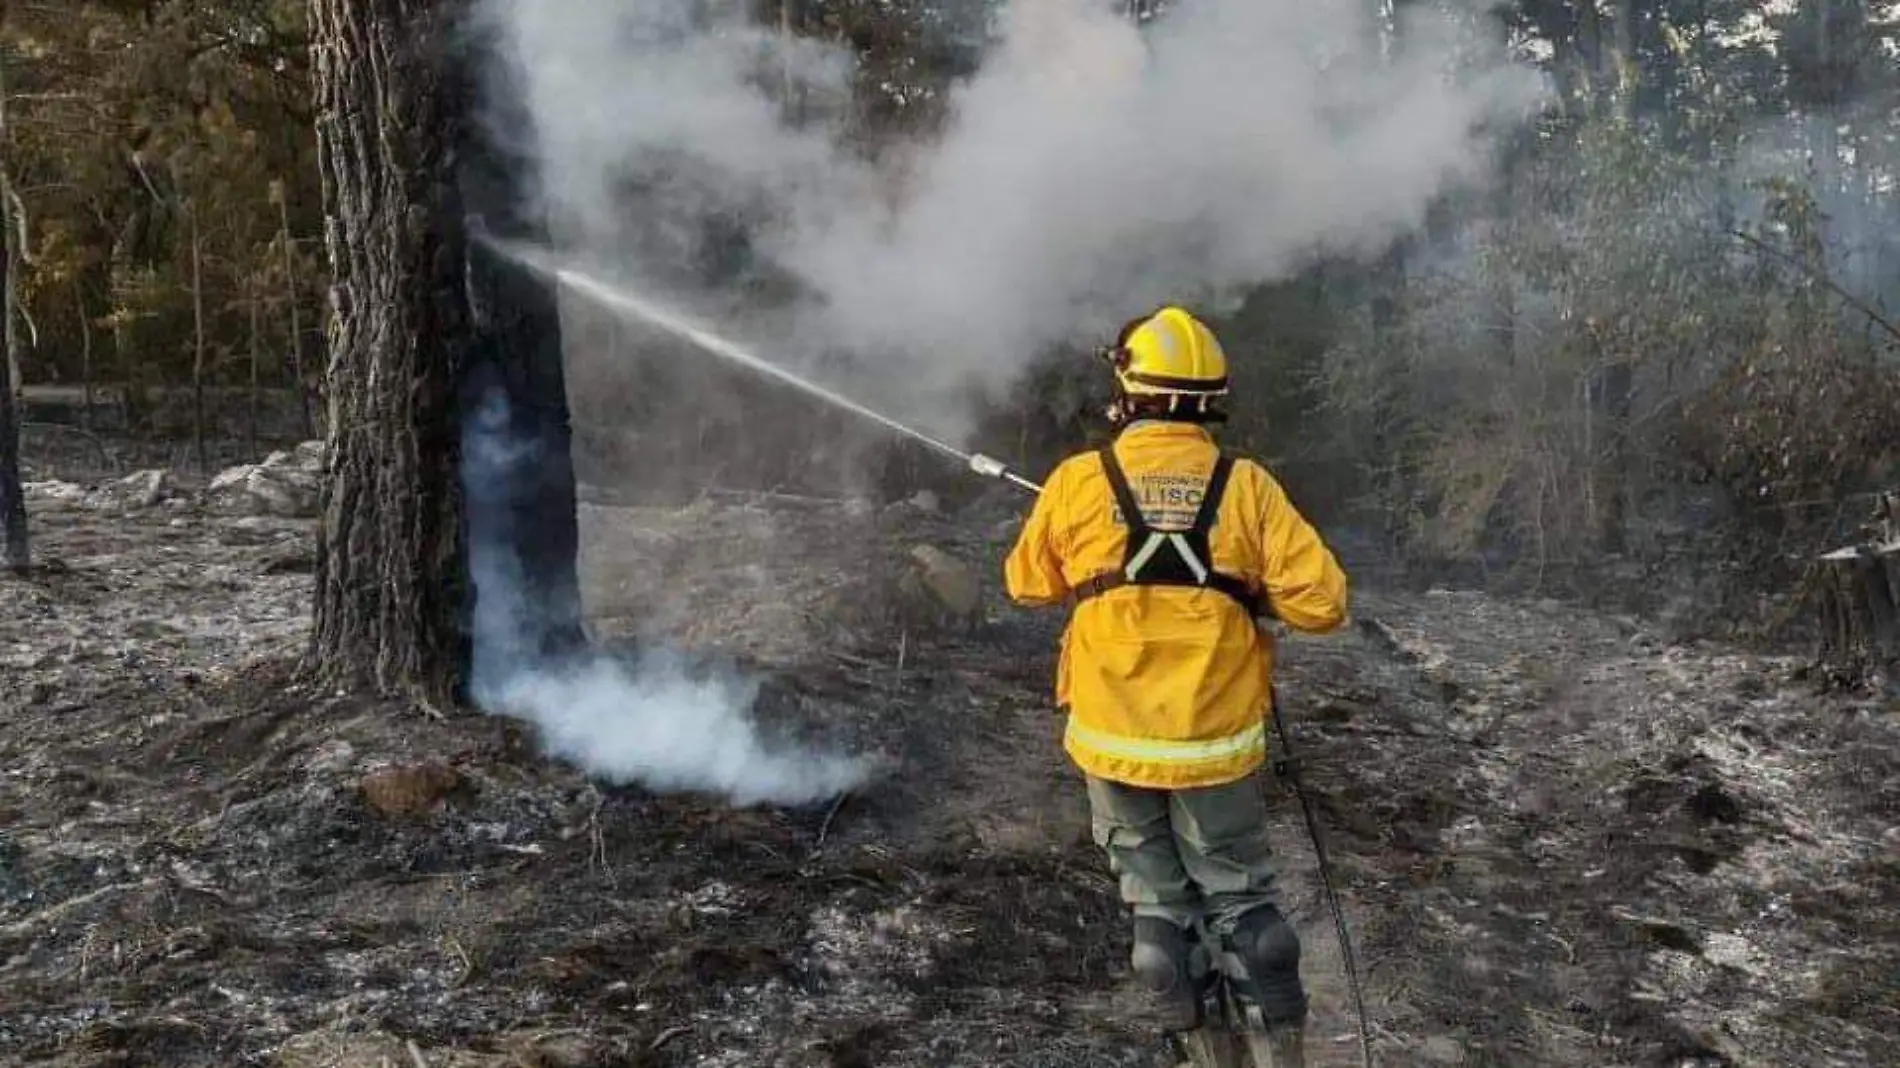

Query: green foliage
[[2, 0, 319, 428], [1178, 1, 1900, 592], [5, 0, 1896, 601]]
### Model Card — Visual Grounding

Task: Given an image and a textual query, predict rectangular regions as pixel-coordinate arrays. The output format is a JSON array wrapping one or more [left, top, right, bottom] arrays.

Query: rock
[[905, 489, 941, 513], [260, 549, 317, 575], [909, 544, 982, 622], [306, 740, 357, 775], [276, 1030, 411, 1068], [205, 460, 321, 518], [22, 480, 88, 506], [1611, 908, 1702, 953], [505, 1031, 622, 1067], [112, 469, 174, 509], [1702, 932, 1767, 976], [360, 761, 465, 818], [292, 439, 326, 470], [1419, 1035, 1467, 1064]]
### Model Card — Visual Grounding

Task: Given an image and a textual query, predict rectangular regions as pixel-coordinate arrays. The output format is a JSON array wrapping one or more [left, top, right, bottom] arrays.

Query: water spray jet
[[476, 235, 1044, 496]]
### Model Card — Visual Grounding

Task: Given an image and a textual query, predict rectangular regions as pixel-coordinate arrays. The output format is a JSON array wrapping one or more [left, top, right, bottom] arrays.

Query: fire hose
[[1269, 682, 1375, 1068], [507, 240, 1369, 1060]]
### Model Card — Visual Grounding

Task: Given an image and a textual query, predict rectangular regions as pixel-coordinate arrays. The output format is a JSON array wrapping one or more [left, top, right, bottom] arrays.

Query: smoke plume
[[454, 0, 1547, 806], [481, 0, 1549, 436], [462, 383, 871, 807]]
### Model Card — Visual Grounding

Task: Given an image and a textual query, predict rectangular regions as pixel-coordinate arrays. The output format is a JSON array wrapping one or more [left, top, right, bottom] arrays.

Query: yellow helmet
[[1106, 306, 1229, 397], [1100, 306, 1229, 425]]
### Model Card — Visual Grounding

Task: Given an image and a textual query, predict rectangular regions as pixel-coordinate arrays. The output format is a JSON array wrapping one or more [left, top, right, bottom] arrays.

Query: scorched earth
[[1, 447, 1895, 1068]]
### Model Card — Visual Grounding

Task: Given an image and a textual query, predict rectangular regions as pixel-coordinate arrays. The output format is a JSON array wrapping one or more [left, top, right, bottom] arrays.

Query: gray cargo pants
[[1085, 770, 1283, 937]]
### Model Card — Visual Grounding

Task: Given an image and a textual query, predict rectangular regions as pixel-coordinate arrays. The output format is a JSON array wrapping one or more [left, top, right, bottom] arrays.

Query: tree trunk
[[248, 285, 261, 458], [0, 326, 20, 571], [189, 208, 208, 476], [277, 186, 314, 439], [0, 44, 19, 406], [109, 215, 143, 432], [455, 1, 586, 693], [77, 282, 93, 433], [1612, 0, 1636, 124], [0, 43, 25, 573], [1816, 492, 1900, 682], [307, 0, 580, 704], [0, 242, 23, 572], [1591, 3, 1639, 556]]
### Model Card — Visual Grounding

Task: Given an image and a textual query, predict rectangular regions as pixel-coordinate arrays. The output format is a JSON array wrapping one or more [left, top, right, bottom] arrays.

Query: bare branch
[[1729, 227, 1900, 346]]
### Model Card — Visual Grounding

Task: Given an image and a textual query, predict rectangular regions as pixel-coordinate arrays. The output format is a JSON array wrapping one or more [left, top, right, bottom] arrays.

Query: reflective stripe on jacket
[[1003, 422, 1349, 789]]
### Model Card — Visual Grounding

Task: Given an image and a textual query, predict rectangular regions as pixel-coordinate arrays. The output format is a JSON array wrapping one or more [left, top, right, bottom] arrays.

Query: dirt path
[[1, 487, 1894, 1067]]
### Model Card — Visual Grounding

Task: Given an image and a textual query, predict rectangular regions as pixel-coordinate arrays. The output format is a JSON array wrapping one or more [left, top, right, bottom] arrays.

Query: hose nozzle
[[969, 452, 1042, 495]]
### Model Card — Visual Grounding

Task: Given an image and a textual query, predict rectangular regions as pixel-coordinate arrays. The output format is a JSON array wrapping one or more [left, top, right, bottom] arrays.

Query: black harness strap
[[1073, 445, 1262, 616]]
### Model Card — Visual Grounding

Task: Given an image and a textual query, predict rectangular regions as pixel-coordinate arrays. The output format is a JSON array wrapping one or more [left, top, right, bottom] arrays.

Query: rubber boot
[[1130, 916, 1202, 1034], [1164, 971, 1243, 1068], [1240, 1022, 1305, 1068], [1174, 1025, 1245, 1068], [1216, 906, 1308, 1068]]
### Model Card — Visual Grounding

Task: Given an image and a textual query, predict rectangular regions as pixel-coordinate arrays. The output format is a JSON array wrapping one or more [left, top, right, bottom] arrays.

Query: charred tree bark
[[77, 282, 94, 433], [454, 7, 586, 689], [1593, 359, 1632, 555], [307, 0, 580, 703], [1816, 492, 1900, 682], [0, 242, 22, 572], [0, 43, 25, 575], [188, 207, 208, 477]]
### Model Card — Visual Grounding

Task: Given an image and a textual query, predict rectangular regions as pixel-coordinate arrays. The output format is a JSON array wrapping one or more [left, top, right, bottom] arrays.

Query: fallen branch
[[405, 1039, 430, 1068], [0, 878, 158, 943], [444, 936, 475, 988], [649, 1025, 692, 1052], [814, 791, 851, 851]]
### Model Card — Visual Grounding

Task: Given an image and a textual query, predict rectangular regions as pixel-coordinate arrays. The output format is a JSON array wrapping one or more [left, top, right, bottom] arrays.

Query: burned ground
[[1, 452, 1896, 1067]]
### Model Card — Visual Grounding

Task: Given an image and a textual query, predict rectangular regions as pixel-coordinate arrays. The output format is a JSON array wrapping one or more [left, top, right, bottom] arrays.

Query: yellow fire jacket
[[1003, 422, 1349, 789]]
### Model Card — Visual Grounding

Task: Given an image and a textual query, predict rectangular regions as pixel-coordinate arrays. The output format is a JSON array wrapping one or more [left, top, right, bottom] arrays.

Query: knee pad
[[1221, 906, 1308, 1026], [1130, 917, 1213, 1031], [1131, 917, 1204, 994]]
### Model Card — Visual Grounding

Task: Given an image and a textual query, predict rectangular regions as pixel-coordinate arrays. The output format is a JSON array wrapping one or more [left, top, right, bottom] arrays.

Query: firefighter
[[1002, 306, 1349, 1067]]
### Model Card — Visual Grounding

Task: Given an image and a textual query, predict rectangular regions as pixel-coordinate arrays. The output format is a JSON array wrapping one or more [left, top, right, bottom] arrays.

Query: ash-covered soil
[[1, 461, 1895, 1068]]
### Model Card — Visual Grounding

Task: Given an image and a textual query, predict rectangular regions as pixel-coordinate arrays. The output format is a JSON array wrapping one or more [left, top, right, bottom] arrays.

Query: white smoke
[[453, 0, 1547, 806], [462, 384, 871, 807], [479, 0, 1550, 435], [475, 652, 870, 807]]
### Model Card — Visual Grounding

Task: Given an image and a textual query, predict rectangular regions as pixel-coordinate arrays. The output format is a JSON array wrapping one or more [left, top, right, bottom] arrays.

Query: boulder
[[22, 480, 89, 507], [205, 460, 321, 518], [24, 470, 172, 511], [291, 439, 327, 471], [112, 469, 175, 509]]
